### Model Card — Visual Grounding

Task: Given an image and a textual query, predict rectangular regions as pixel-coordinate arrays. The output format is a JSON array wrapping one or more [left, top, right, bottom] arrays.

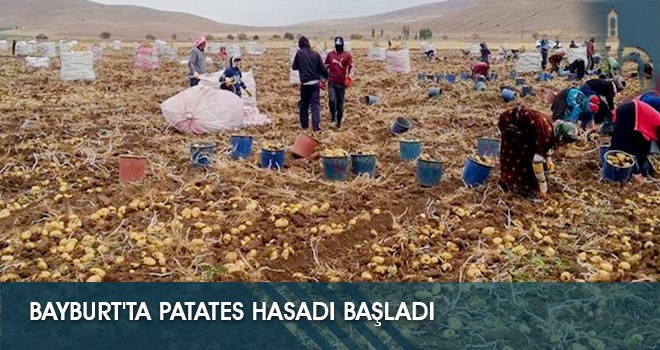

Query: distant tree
[[205, 34, 214, 40], [145, 34, 156, 40], [237, 33, 248, 40], [380, 29, 384, 38], [284, 33, 295, 40], [171, 34, 178, 41], [36, 33, 48, 40], [227, 34, 235, 40], [371, 28, 375, 38], [253, 35, 260, 40], [419, 28, 433, 40], [272, 34, 282, 39], [99, 32, 111, 40], [349, 34, 363, 40]]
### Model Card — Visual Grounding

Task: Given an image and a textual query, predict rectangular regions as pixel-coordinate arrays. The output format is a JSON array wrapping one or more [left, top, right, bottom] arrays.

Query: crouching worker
[[498, 107, 578, 198], [551, 87, 600, 130], [610, 101, 660, 183], [471, 61, 489, 80], [220, 56, 252, 97], [549, 49, 566, 73]]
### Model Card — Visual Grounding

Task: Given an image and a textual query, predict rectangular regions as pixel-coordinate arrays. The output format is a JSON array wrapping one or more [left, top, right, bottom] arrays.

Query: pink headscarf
[[194, 36, 207, 48]]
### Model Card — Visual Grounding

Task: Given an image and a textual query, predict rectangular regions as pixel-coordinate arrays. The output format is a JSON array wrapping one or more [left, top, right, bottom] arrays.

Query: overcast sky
[[93, 0, 444, 26]]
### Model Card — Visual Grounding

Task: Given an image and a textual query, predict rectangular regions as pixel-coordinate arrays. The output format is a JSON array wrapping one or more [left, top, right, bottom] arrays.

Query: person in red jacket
[[324, 36, 353, 129], [587, 38, 595, 71]]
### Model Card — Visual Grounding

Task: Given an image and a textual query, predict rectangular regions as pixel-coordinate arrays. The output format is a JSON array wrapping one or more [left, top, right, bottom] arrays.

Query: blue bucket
[[322, 156, 350, 181], [365, 95, 380, 105], [509, 71, 517, 79], [515, 78, 525, 86], [602, 150, 635, 183], [477, 138, 500, 158], [521, 86, 534, 97], [230, 135, 253, 160], [460, 72, 470, 81], [261, 148, 285, 170], [351, 154, 376, 178], [446, 74, 456, 83], [189, 141, 217, 167], [391, 117, 412, 135], [598, 145, 610, 166], [539, 72, 552, 81], [417, 159, 443, 187], [428, 88, 442, 98], [474, 81, 487, 91], [399, 140, 423, 161], [462, 156, 494, 187], [501, 89, 516, 102], [567, 73, 578, 81]]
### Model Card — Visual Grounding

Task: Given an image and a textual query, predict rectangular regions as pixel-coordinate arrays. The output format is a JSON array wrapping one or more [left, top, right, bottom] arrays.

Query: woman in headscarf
[[548, 49, 566, 73], [579, 76, 625, 132], [219, 56, 251, 98], [498, 107, 578, 198], [471, 61, 489, 79], [551, 87, 601, 130], [188, 37, 207, 87], [610, 101, 660, 182]]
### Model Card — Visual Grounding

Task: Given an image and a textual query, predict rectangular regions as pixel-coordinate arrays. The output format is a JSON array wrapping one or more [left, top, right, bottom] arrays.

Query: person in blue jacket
[[551, 87, 600, 130], [220, 56, 251, 97]]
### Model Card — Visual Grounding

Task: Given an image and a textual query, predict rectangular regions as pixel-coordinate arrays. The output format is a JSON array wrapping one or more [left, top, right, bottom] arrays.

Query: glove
[[344, 77, 352, 88], [225, 78, 232, 87], [544, 157, 556, 174], [193, 72, 201, 80], [533, 155, 548, 198]]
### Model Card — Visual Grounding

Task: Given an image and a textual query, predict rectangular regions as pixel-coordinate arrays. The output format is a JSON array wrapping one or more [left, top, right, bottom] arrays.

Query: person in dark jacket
[[580, 76, 625, 133], [540, 39, 550, 70], [220, 56, 251, 98], [570, 40, 578, 49], [479, 42, 490, 63], [565, 58, 586, 79], [610, 101, 660, 182], [587, 38, 595, 71], [12, 39, 16, 56], [324, 36, 353, 129], [292, 36, 328, 132]]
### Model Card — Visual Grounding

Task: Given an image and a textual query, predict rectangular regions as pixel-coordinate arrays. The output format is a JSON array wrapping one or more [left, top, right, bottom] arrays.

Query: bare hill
[[0, 0, 246, 40]]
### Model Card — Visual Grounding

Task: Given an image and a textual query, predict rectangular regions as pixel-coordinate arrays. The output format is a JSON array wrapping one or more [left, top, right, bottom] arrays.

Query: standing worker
[[12, 39, 16, 56], [610, 101, 660, 182], [540, 39, 550, 70], [188, 37, 207, 87], [498, 107, 578, 198], [292, 36, 328, 132], [480, 42, 490, 63], [587, 38, 596, 71], [324, 36, 353, 129]]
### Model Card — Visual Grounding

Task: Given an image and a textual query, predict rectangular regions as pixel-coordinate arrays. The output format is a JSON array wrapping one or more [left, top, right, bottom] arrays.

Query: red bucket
[[290, 133, 319, 158], [119, 155, 147, 183]]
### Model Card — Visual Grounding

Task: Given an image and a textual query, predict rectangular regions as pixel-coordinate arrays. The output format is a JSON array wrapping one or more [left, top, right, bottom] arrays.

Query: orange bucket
[[290, 133, 319, 158], [119, 155, 147, 183]]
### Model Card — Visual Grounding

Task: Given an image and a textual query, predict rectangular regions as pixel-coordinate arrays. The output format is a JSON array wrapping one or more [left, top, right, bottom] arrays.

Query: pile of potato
[[262, 142, 284, 151], [322, 148, 349, 158], [606, 152, 633, 168], [470, 154, 495, 167]]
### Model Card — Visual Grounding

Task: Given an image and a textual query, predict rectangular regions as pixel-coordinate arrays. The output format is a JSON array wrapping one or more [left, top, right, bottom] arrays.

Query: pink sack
[[160, 86, 245, 134], [135, 46, 159, 70]]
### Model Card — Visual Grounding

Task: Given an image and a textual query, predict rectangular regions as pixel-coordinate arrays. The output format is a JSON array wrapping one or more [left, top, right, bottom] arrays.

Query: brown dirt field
[[0, 47, 658, 283]]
